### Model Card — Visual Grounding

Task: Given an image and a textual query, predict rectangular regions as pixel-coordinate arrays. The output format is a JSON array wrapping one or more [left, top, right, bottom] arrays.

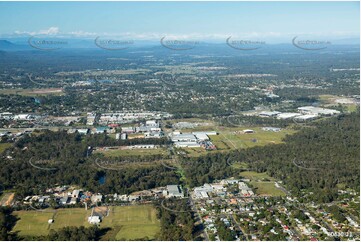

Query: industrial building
[[259, 111, 281, 117], [171, 133, 197, 142], [165, 185, 184, 198], [276, 113, 301, 120], [294, 114, 319, 121], [174, 142, 201, 148], [297, 106, 340, 116]]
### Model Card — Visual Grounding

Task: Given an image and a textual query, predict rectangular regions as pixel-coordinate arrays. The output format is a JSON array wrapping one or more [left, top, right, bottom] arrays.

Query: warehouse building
[[297, 106, 340, 116], [165, 185, 184, 198]]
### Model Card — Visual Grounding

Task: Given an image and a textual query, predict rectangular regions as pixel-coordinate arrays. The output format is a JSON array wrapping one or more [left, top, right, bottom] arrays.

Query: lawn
[[96, 148, 167, 157], [239, 171, 275, 181], [13, 208, 90, 238], [232, 162, 249, 170], [171, 126, 295, 158], [0, 143, 12, 153], [0, 88, 64, 96], [100, 205, 160, 240], [182, 147, 208, 157], [239, 171, 286, 197], [12, 205, 160, 240], [250, 181, 286, 197], [212, 127, 296, 150], [12, 210, 55, 237], [50, 208, 91, 230]]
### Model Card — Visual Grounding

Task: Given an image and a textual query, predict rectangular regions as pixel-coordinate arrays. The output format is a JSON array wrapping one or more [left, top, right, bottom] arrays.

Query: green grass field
[[12, 205, 160, 240], [250, 182, 286, 196], [211, 127, 296, 150], [51, 208, 92, 230], [0, 88, 64, 96], [96, 148, 167, 157], [100, 205, 160, 240], [0, 143, 12, 153], [12, 210, 55, 237], [12, 208, 91, 238], [239, 171, 286, 196], [173, 126, 295, 158]]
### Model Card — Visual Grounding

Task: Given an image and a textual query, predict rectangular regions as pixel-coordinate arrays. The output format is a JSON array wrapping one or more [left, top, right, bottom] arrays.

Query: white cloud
[[14, 26, 60, 36], [7, 29, 360, 42], [39, 26, 59, 35]]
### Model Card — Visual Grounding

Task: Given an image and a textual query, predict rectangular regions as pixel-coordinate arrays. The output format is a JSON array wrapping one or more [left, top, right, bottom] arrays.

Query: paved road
[[189, 195, 210, 241], [231, 214, 248, 240]]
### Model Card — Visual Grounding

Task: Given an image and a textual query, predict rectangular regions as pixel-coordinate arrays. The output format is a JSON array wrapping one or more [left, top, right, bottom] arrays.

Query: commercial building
[[297, 106, 340, 116], [171, 133, 197, 142], [121, 127, 134, 133], [174, 142, 201, 148], [77, 129, 89, 135], [166, 185, 184, 198], [145, 120, 159, 128], [72, 190, 80, 198], [294, 114, 319, 122], [259, 111, 281, 117], [193, 133, 209, 141], [276, 113, 301, 120]]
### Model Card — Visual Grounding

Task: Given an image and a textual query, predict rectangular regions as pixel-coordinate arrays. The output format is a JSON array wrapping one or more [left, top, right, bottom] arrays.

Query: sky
[[0, 1, 359, 43]]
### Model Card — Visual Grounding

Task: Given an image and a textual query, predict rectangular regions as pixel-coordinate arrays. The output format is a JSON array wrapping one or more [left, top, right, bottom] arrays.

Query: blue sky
[[0, 1, 359, 42]]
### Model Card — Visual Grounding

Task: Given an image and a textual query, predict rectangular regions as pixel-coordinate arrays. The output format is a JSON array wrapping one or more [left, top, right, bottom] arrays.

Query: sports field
[[12, 205, 160, 240], [96, 148, 167, 157], [12, 208, 91, 238], [99, 205, 160, 240]]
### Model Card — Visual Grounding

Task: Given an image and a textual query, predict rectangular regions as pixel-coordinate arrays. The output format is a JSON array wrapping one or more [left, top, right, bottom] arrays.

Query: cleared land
[[251, 182, 286, 197], [12, 210, 57, 237], [0, 192, 15, 206], [12, 205, 160, 240], [176, 125, 296, 157], [12, 208, 91, 238], [99, 205, 160, 240], [0, 88, 64, 96], [96, 148, 167, 157], [211, 127, 296, 150], [240, 171, 286, 197]]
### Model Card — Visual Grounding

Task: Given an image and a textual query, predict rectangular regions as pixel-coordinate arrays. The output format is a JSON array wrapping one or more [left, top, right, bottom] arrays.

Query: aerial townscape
[[0, 1, 360, 242]]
